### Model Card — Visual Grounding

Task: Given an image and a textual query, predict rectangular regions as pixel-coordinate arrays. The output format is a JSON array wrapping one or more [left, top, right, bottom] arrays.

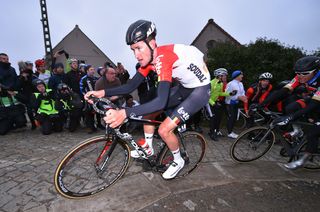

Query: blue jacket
[[0, 62, 18, 90], [48, 73, 66, 91]]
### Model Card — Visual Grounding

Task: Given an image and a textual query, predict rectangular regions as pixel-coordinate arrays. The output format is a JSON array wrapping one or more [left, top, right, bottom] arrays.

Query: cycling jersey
[[244, 83, 272, 113], [104, 44, 211, 120], [138, 44, 210, 88]]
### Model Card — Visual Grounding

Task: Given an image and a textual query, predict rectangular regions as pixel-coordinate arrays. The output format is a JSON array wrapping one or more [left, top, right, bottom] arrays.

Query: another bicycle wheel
[[230, 126, 275, 162], [158, 131, 206, 179], [297, 142, 320, 170], [54, 135, 131, 199], [234, 111, 247, 130]]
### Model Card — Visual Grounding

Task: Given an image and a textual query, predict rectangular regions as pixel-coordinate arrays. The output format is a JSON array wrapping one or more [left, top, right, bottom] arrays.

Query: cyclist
[[244, 72, 273, 128], [85, 20, 211, 179], [208, 68, 237, 141], [274, 56, 320, 169], [256, 56, 320, 137]]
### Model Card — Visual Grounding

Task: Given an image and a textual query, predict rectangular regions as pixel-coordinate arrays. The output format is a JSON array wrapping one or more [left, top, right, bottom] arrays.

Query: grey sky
[[2, 0, 320, 75]]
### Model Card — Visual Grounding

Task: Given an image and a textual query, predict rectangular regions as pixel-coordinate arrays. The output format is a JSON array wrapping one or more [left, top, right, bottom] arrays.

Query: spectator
[[0, 85, 27, 135], [65, 58, 85, 96], [0, 53, 18, 90], [208, 68, 236, 141], [25, 61, 34, 73], [80, 65, 99, 133], [31, 79, 63, 135], [116, 62, 130, 84], [48, 63, 66, 91], [55, 83, 83, 132], [225, 70, 247, 139], [17, 61, 37, 129], [34, 59, 51, 85], [97, 66, 105, 78], [122, 94, 142, 133], [95, 63, 122, 106]]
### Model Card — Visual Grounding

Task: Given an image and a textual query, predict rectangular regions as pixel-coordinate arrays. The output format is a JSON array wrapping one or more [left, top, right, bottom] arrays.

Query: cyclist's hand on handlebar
[[274, 115, 293, 126], [84, 90, 105, 104], [104, 109, 127, 128]]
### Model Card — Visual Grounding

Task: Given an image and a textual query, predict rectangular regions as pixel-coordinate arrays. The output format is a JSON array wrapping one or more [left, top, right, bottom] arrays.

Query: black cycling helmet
[[126, 20, 156, 45], [32, 79, 45, 88], [294, 56, 320, 73], [126, 20, 157, 66]]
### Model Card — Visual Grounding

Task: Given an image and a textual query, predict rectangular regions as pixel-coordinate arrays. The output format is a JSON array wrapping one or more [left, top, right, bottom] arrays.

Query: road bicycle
[[54, 97, 207, 199], [234, 108, 267, 130], [230, 110, 320, 169]]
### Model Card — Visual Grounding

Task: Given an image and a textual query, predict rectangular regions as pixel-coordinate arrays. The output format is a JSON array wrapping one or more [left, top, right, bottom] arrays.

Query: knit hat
[[97, 66, 104, 76], [232, 70, 243, 79], [54, 62, 64, 69]]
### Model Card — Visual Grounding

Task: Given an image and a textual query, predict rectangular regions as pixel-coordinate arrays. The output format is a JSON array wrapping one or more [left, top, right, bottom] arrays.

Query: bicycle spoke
[[230, 127, 274, 162], [54, 136, 130, 198]]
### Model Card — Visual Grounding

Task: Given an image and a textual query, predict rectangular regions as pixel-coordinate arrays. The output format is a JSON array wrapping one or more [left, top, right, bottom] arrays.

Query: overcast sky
[[2, 0, 319, 75]]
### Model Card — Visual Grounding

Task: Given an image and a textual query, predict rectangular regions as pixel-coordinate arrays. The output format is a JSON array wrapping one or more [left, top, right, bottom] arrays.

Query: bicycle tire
[[230, 126, 275, 162], [234, 112, 247, 130], [296, 142, 320, 170], [158, 131, 206, 179], [54, 135, 131, 199]]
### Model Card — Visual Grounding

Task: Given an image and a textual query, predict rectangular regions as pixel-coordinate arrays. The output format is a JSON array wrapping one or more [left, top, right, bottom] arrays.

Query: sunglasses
[[295, 69, 316, 76]]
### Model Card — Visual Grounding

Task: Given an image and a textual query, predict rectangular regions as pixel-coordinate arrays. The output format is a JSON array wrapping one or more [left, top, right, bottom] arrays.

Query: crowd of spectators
[[0, 50, 283, 138]]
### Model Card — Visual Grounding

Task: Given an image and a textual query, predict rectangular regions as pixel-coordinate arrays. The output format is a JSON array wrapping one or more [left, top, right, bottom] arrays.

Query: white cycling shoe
[[162, 158, 185, 179], [130, 147, 154, 158]]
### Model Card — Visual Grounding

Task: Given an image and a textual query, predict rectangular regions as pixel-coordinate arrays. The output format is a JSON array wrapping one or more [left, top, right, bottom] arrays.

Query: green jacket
[[34, 89, 59, 115], [209, 78, 230, 106]]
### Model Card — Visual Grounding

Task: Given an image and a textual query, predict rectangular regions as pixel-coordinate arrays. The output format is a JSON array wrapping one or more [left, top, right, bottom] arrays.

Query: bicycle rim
[[54, 135, 130, 199], [297, 142, 320, 170], [234, 113, 246, 130], [230, 126, 275, 162], [158, 131, 206, 179]]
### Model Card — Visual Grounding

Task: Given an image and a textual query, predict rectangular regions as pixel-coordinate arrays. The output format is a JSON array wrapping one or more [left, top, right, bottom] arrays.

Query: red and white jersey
[[139, 44, 210, 88]]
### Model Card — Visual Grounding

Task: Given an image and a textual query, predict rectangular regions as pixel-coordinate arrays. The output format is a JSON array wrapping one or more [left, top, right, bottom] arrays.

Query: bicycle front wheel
[[230, 126, 275, 162], [54, 135, 131, 199], [158, 131, 206, 179]]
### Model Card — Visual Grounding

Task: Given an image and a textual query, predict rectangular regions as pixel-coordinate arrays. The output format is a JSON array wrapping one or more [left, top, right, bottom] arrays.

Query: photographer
[[0, 84, 27, 135], [31, 79, 63, 135], [17, 61, 37, 129], [55, 83, 83, 132]]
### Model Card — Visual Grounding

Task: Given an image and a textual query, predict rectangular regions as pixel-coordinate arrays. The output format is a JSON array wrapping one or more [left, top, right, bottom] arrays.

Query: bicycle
[[54, 97, 207, 199], [234, 108, 267, 130], [230, 110, 320, 170]]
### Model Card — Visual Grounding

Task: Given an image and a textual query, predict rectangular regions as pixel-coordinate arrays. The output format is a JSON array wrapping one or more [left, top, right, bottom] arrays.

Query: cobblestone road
[[0, 126, 314, 211]]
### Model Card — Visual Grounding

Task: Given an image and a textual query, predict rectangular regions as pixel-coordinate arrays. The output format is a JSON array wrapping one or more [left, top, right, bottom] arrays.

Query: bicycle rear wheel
[[158, 131, 206, 179], [230, 126, 275, 162], [297, 142, 320, 170], [234, 111, 247, 130], [54, 135, 131, 199]]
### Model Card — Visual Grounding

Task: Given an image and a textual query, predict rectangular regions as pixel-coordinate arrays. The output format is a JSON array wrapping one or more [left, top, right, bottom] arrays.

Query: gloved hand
[[274, 115, 293, 126], [229, 90, 237, 96]]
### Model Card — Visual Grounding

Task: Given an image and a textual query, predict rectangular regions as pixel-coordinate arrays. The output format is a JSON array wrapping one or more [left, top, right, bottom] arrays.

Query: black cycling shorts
[[166, 83, 211, 124]]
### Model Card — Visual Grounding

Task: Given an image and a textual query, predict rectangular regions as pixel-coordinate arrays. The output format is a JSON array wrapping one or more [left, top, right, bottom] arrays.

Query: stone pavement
[[0, 127, 319, 212]]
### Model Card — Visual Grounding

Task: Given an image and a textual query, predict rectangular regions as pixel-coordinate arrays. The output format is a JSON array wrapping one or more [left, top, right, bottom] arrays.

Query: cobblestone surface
[[0, 126, 314, 211]]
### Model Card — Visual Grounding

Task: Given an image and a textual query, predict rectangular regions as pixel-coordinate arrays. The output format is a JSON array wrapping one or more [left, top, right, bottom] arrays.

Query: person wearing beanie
[[96, 66, 105, 77], [80, 65, 100, 133], [65, 58, 85, 96], [48, 62, 66, 91], [225, 70, 247, 139]]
